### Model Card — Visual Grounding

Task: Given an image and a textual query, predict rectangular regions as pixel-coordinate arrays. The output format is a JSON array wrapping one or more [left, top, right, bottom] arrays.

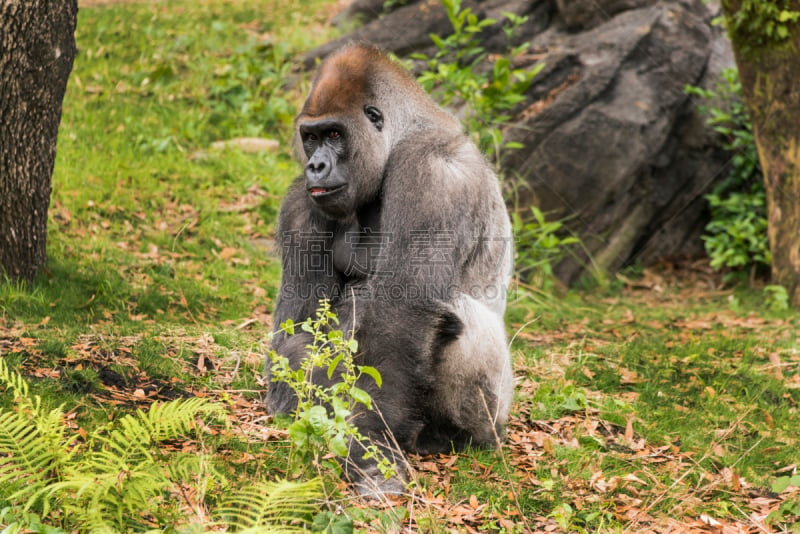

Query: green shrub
[[686, 68, 770, 275], [721, 0, 800, 53], [512, 207, 579, 289], [414, 0, 542, 159]]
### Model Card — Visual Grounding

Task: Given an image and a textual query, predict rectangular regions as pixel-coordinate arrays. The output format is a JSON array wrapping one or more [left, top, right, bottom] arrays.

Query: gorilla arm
[[267, 177, 346, 415], [359, 133, 505, 302], [271, 177, 342, 329]]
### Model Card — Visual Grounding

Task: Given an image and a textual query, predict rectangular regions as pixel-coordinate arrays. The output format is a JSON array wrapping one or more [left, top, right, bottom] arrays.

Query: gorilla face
[[300, 119, 349, 201], [298, 105, 386, 220]]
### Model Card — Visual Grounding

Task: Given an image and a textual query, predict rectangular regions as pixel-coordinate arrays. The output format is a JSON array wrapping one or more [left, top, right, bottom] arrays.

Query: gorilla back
[[267, 43, 514, 493]]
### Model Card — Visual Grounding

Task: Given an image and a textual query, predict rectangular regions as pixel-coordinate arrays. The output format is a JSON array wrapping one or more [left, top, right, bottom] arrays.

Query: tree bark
[[721, 0, 800, 306], [0, 0, 77, 282]]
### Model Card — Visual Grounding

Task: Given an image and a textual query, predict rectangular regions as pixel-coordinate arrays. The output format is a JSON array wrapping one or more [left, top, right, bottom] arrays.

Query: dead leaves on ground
[[2, 322, 798, 532], [2, 269, 800, 532], [343, 401, 798, 533]]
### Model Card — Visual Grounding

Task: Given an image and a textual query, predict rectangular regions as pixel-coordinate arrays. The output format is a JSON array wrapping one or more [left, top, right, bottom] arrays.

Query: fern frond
[[41, 466, 170, 531], [0, 410, 60, 505], [167, 452, 227, 491], [0, 357, 72, 463], [139, 397, 227, 441], [87, 418, 154, 474], [215, 478, 322, 532], [0, 358, 31, 404], [84, 398, 225, 471], [29, 398, 229, 531]]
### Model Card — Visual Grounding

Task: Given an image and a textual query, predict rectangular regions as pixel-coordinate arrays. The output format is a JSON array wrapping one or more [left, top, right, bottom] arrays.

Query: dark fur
[[266, 43, 514, 495]]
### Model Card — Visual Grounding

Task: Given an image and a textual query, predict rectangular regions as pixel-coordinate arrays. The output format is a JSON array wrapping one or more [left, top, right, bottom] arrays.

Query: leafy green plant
[[768, 474, 800, 527], [0, 357, 322, 532], [549, 503, 576, 532], [764, 284, 790, 311], [686, 68, 769, 275], [721, 0, 800, 53], [512, 207, 579, 290], [530, 381, 589, 419], [703, 188, 769, 271], [267, 300, 395, 483], [414, 0, 542, 159], [215, 479, 324, 532]]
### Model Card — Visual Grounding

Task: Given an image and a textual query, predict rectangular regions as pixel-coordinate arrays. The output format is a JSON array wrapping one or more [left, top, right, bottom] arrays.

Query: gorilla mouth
[[308, 185, 346, 197]]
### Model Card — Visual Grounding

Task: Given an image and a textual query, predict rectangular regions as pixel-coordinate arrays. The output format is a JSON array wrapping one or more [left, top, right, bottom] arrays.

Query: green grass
[[503, 286, 800, 530], [1, 1, 799, 532], [2, 0, 338, 328]]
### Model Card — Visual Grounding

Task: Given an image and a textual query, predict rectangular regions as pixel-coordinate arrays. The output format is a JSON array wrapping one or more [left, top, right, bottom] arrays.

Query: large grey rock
[[502, 0, 732, 282], [304, 0, 459, 68], [331, 0, 387, 27], [303, 0, 735, 284], [556, 0, 656, 30]]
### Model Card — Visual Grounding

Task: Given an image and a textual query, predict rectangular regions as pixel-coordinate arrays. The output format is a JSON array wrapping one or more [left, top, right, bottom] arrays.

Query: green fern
[[0, 358, 72, 508], [139, 396, 229, 440], [0, 410, 61, 506], [0, 357, 31, 401], [215, 478, 323, 532], [0, 358, 324, 532], [37, 397, 227, 530], [82, 398, 227, 474], [41, 469, 170, 531]]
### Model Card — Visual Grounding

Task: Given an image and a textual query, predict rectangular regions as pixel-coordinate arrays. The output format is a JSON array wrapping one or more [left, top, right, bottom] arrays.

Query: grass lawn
[[1, 1, 798, 532]]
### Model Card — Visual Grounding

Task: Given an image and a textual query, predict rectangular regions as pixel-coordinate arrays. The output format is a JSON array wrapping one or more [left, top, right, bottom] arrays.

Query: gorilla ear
[[364, 105, 384, 131]]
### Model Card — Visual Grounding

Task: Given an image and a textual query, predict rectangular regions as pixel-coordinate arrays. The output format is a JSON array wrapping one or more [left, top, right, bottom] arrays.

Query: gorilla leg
[[267, 298, 464, 492], [264, 332, 317, 415], [415, 295, 513, 454], [267, 328, 415, 495]]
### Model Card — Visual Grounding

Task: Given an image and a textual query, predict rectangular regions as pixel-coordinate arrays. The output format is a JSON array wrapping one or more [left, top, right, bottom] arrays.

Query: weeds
[[0, 358, 322, 532], [267, 300, 396, 485], [512, 207, 580, 288], [414, 0, 542, 160], [686, 68, 769, 277]]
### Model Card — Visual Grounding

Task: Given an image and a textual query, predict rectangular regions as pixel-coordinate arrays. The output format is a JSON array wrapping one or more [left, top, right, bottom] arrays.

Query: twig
[[478, 387, 532, 533]]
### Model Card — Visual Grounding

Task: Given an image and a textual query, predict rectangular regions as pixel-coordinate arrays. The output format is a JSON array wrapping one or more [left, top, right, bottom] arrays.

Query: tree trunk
[[0, 0, 78, 282], [721, 0, 800, 306]]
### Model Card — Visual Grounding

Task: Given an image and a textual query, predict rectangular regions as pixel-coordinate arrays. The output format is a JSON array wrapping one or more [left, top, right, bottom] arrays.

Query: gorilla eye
[[327, 130, 341, 139], [305, 133, 318, 142], [364, 105, 384, 131]]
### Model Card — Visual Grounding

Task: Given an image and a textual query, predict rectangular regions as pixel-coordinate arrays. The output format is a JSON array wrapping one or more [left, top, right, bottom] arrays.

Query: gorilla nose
[[307, 160, 325, 174], [305, 156, 332, 183]]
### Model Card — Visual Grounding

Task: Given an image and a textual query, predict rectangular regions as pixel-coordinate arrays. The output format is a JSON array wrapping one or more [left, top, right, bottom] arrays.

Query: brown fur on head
[[299, 43, 420, 120]]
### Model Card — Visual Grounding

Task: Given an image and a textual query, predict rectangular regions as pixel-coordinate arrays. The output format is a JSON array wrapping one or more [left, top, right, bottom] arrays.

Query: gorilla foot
[[350, 464, 407, 499]]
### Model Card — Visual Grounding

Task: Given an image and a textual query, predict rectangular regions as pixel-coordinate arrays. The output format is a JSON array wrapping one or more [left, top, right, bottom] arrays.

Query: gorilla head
[[294, 44, 457, 221]]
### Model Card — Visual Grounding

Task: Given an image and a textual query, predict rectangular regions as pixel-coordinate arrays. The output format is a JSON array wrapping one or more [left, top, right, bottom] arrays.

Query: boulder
[[306, 0, 735, 284]]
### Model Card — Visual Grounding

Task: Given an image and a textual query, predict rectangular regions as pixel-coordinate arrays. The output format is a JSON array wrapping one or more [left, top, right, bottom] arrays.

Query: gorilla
[[266, 43, 514, 494]]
